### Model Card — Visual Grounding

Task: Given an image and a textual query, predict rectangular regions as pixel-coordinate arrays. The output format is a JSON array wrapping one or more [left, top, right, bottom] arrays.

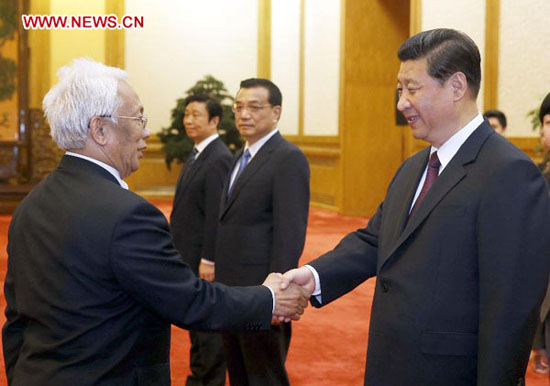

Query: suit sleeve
[[476, 159, 550, 385], [201, 153, 232, 262], [306, 158, 413, 307], [269, 149, 310, 273], [2, 222, 26, 384], [308, 203, 380, 307], [110, 200, 273, 331]]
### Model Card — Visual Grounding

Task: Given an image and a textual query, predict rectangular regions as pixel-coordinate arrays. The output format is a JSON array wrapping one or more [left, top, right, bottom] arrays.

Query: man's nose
[[396, 93, 409, 112], [143, 128, 150, 140]]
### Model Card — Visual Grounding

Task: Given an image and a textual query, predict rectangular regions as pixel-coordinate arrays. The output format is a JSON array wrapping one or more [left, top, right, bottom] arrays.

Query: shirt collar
[[65, 151, 129, 190], [430, 113, 484, 171], [194, 133, 219, 155], [244, 129, 279, 159]]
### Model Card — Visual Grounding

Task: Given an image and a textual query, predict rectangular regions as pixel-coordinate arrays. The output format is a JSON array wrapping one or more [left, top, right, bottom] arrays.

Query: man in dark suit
[[170, 94, 233, 386], [281, 29, 550, 385], [2, 58, 308, 386], [215, 78, 310, 386]]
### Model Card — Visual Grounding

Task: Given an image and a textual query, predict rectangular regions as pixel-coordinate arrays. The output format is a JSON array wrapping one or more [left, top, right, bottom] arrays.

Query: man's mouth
[[406, 115, 420, 124]]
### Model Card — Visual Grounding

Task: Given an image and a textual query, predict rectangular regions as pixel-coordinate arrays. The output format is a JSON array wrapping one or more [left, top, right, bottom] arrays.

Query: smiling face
[[396, 58, 457, 148], [105, 81, 150, 178]]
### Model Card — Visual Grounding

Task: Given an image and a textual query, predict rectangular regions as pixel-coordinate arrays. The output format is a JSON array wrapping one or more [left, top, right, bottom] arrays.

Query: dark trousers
[[222, 322, 291, 386], [186, 330, 226, 386]]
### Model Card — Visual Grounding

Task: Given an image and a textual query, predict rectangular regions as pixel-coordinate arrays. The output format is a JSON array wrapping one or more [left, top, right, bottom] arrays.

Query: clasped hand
[[262, 268, 316, 324]]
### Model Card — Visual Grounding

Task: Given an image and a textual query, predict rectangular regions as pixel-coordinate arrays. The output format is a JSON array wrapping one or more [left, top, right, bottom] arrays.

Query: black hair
[[398, 28, 481, 98], [184, 94, 223, 126], [483, 109, 507, 129], [239, 78, 282, 107], [539, 93, 550, 124]]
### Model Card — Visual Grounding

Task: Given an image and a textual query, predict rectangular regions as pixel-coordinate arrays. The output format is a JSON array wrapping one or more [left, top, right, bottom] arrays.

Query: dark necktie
[[228, 149, 251, 197], [409, 151, 441, 217], [190, 147, 199, 162]]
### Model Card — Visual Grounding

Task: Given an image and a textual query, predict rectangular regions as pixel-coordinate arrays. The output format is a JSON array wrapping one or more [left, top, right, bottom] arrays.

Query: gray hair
[[42, 58, 128, 149]]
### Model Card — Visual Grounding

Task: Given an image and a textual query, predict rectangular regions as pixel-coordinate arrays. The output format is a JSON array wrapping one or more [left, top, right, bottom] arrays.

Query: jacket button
[[381, 281, 389, 293]]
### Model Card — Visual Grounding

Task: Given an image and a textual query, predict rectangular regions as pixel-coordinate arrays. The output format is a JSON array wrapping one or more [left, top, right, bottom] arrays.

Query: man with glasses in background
[[215, 78, 310, 386]]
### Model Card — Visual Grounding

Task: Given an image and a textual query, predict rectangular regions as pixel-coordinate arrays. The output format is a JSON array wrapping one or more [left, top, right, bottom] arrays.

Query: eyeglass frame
[[100, 114, 148, 128], [231, 103, 275, 115]]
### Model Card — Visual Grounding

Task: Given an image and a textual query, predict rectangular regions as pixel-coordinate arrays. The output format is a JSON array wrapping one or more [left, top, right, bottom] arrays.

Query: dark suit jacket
[[309, 122, 550, 386], [170, 138, 233, 273], [2, 155, 272, 386], [215, 132, 310, 287]]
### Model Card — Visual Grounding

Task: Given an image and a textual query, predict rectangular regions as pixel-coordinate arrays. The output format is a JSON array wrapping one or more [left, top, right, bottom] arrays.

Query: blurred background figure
[[536, 92, 550, 375], [483, 109, 507, 135]]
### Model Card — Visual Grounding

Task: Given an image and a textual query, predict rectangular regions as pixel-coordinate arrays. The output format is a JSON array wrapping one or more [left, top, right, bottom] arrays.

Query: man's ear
[[89, 116, 108, 146], [449, 72, 467, 101], [209, 116, 220, 129], [272, 105, 282, 122]]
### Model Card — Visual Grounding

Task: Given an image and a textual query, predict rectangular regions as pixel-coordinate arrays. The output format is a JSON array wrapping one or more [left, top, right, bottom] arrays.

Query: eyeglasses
[[232, 104, 272, 115], [102, 115, 148, 128]]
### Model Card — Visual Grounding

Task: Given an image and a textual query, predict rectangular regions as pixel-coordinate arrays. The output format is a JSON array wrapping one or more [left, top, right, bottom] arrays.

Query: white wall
[[125, 0, 258, 134], [498, 0, 550, 136], [422, 0, 486, 112], [271, 0, 300, 135], [303, 0, 340, 136]]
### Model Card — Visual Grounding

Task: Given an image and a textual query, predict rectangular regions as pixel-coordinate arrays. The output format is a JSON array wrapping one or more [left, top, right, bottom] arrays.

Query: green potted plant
[[0, 0, 17, 103], [157, 75, 242, 169]]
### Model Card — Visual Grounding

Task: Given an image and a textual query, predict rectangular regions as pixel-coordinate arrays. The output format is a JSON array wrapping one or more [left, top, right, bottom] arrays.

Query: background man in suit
[[215, 78, 310, 386], [170, 94, 233, 386], [2, 58, 308, 386], [281, 29, 550, 385]]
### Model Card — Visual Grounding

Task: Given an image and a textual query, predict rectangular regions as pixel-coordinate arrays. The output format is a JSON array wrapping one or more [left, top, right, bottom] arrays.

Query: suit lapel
[[220, 133, 283, 219], [380, 147, 430, 255], [379, 122, 494, 269], [173, 139, 219, 212]]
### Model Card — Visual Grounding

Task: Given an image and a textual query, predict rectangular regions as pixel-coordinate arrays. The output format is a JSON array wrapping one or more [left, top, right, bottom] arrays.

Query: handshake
[[261, 267, 316, 324]]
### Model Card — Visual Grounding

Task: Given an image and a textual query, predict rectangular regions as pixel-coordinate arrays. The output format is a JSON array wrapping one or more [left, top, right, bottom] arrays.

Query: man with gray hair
[[2, 58, 308, 386]]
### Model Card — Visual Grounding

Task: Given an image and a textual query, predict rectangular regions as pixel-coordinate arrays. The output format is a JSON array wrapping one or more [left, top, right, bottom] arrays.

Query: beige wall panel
[[498, 0, 550, 137], [422, 0, 486, 112], [271, 0, 300, 135], [50, 0, 106, 84], [303, 0, 340, 136], [125, 0, 258, 134], [340, 0, 409, 217]]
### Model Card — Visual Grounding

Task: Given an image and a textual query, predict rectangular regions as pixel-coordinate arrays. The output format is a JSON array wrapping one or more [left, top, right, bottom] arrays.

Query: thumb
[[280, 270, 295, 290]]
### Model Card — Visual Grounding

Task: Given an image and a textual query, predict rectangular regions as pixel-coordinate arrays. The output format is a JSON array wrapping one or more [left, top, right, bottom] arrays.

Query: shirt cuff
[[304, 264, 322, 303], [263, 285, 276, 313], [201, 258, 215, 266]]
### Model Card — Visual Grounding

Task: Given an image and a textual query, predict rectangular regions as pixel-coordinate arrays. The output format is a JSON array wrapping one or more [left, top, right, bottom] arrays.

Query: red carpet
[[0, 204, 548, 385]]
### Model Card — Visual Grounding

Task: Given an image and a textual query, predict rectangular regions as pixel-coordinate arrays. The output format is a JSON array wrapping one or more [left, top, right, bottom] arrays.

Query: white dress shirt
[[228, 129, 279, 190], [307, 113, 484, 302], [65, 152, 128, 190], [194, 133, 219, 160]]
